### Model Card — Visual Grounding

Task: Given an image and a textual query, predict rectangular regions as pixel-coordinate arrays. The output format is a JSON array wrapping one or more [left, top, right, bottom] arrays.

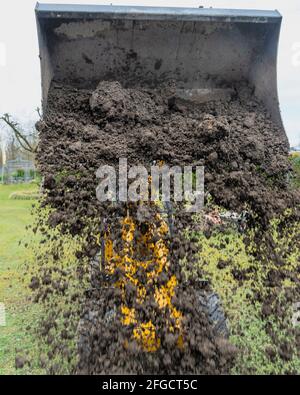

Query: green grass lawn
[[0, 183, 43, 375]]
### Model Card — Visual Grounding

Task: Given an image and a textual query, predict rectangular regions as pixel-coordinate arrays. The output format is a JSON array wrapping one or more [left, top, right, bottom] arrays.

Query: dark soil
[[37, 80, 296, 229], [28, 79, 300, 374]]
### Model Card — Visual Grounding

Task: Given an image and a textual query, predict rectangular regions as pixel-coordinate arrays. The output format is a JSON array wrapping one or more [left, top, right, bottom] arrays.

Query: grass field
[[0, 183, 43, 375]]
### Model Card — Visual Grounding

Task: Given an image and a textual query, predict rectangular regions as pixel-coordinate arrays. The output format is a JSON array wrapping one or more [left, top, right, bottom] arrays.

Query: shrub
[[11, 169, 25, 179], [9, 191, 40, 200], [289, 154, 300, 188], [0, 174, 8, 183]]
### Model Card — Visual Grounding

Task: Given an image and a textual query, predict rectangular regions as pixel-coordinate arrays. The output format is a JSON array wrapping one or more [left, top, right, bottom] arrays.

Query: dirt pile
[[29, 80, 300, 374], [37, 80, 295, 231]]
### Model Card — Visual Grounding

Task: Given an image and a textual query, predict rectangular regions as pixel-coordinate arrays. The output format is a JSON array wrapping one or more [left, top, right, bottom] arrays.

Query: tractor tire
[[196, 291, 229, 338]]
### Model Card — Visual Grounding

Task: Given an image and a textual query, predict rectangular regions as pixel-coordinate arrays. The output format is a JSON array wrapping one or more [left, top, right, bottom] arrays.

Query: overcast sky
[[0, 0, 299, 145]]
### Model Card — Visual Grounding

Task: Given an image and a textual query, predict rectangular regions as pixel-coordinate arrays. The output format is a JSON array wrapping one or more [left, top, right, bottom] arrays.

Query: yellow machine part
[[104, 208, 183, 352]]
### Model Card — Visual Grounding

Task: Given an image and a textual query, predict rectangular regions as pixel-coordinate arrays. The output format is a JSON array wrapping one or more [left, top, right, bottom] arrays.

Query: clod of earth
[[24, 79, 300, 374]]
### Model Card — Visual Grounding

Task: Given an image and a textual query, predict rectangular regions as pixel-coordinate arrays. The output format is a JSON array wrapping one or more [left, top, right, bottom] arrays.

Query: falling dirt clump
[[29, 80, 300, 374]]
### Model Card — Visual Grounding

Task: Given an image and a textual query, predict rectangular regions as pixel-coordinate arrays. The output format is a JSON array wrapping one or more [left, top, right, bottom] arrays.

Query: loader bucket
[[35, 3, 287, 144]]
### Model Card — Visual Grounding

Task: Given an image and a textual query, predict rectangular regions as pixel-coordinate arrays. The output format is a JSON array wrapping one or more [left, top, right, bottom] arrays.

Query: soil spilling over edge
[[28, 80, 300, 374]]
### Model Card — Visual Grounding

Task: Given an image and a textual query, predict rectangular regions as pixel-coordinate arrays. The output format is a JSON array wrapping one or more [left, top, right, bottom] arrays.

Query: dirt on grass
[[25, 79, 300, 374]]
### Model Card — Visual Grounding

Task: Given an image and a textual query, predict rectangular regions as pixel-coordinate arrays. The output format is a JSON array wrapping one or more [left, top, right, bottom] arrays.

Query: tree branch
[[0, 114, 37, 153]]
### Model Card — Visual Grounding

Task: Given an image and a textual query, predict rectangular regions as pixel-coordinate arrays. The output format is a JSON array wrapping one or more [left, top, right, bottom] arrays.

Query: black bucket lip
[[35, 3, 282, 23]]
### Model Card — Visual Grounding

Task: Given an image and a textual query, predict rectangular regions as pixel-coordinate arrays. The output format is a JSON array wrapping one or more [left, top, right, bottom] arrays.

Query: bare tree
[[6, 133, 20, 160], [0, 113, 38, 154]]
